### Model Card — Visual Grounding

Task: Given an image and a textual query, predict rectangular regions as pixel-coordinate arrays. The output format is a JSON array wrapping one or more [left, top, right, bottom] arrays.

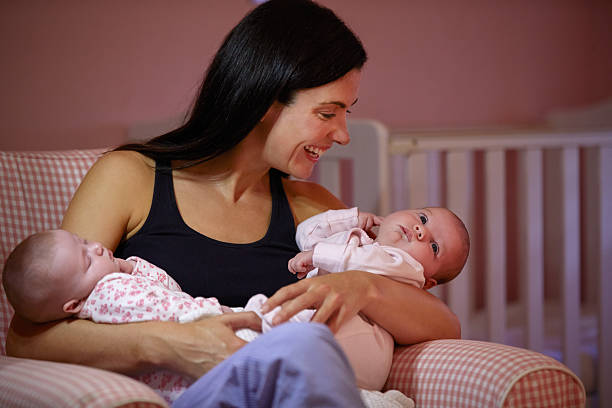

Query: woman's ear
[[423, 278, 437, 290], [63, 298, 85, 314], [261, 102, 283, 123]]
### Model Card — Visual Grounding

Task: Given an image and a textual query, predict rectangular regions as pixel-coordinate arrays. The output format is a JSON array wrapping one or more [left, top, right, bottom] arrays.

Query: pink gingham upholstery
[[386, 340, 585, 407], [0, 148, 586, 408], [1, 148, 167, 407], [0, 356, 167, 408], [0, 149, 106, 353]]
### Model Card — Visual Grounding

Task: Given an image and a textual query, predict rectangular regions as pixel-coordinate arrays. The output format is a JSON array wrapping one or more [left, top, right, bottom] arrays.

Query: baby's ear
[[63, 298, 85, 314], [423, 278, 437, 290]]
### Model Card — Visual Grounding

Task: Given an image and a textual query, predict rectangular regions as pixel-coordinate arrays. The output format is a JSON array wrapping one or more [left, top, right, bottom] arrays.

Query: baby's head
[[3, 229, 123, 323], [376, 207, 469, 289]]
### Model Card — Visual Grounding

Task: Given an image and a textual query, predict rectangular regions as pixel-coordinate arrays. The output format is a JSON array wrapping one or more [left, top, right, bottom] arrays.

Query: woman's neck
[[173, 132, 271, 203]]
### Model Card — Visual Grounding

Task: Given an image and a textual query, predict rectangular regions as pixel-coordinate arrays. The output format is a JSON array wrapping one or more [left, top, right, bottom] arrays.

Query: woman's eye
[[431, 242, 439, 255], [419, 214, 428, 224], [319, 112, 335, 120]]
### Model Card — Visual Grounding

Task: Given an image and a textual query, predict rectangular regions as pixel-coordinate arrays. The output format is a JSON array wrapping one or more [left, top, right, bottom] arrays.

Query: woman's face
[[262, 69, 362, 179]]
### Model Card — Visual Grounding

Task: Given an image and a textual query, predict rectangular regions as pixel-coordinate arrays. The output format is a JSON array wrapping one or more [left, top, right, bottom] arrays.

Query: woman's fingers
[[309, 291, 345, 332], [218, 311, 261, 331], [262, 271, 372, 332], [176, 312, 260, 376], [268, 283, 329, 324], [262, 279, 309, 312]]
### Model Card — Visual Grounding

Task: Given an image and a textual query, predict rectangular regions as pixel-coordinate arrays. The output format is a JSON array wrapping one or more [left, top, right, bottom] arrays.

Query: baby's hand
[[357, 211, 383, 236], [288, 250, 314, 279]]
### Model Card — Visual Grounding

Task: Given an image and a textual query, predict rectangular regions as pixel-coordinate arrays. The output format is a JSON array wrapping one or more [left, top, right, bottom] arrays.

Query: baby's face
[[49, 230, 123, 299], [376, 208, 464, 280]]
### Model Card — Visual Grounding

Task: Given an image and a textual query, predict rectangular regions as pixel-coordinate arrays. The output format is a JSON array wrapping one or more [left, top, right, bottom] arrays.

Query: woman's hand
[[261, 270, 377, 334], [151, 312, 262, 379]]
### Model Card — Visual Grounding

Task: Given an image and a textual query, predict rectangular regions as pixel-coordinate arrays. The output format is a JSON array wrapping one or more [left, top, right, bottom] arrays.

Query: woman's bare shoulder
[[91, 150, 154, 177], [78, 150, 158, 196], [282, 178, 347, 224], [62, 150, 156, 248]]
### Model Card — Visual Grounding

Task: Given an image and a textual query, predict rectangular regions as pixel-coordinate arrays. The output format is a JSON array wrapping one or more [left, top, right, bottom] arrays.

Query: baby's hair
[[431, 208, 470, 285], [2, 231, 59, 322]]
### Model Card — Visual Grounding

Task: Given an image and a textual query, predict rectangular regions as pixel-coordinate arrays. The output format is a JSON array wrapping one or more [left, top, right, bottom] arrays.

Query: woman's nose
[[332, 130, 350, 146], [331, 120, 350, 145]]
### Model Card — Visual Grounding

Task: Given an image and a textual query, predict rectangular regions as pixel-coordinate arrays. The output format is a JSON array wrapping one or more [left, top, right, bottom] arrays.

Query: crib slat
[[485, 150, 506, 343], [427, 151, 444, 206], [561, 147, 581, 375], [338, 159, 354, 208], [391, 155, 406, 212], [599, 146, 612, 407], [446, 150, 474, 339], [318, 160, 341, 200], [406, 152, 429, 209], [520, 149, 544, 352]]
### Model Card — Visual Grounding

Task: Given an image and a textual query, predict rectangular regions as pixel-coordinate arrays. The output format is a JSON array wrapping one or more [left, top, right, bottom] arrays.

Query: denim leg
[[173, 322, 365, 408]]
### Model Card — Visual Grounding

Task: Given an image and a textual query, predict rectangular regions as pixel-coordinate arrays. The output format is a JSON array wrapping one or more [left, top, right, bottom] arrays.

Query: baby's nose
[[413, 224, 425, 240], [89, 241, 104, 255]]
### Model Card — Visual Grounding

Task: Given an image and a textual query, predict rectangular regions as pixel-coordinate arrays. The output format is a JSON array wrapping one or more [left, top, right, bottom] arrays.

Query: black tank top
[[115, 161, 299, 306]]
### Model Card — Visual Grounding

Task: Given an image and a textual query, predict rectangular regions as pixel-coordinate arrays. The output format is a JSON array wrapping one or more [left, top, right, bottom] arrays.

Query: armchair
[[0, 148, 585, 407]]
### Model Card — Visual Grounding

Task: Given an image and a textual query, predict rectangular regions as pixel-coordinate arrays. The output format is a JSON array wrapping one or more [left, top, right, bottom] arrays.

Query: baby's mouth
[[399, 225, 412, 241]]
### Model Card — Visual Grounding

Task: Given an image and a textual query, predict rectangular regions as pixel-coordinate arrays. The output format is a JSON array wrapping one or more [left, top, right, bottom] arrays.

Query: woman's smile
[[303, 144, 329, 162]]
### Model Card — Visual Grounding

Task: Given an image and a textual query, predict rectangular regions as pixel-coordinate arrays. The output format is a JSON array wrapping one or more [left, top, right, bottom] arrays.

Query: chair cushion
[[386, 339, 585, 408], [0, 355, 168, 407]]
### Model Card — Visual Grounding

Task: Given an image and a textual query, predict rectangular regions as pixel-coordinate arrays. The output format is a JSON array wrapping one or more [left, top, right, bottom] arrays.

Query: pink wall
[[1, 0, 611, 150]]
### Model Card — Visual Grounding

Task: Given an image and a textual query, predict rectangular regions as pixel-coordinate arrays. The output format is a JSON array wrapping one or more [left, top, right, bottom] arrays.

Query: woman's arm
[[6, 312, 260, 378], [61, 150, 153, 248], [262, 271, 460, 344], [361, 272, 461, 343]]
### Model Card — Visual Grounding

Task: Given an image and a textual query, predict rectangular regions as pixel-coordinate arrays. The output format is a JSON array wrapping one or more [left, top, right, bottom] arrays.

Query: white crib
[[314, 120, 611, 407]]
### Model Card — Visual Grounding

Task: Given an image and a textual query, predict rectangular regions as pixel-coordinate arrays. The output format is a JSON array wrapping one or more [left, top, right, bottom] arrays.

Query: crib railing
[[389, 127, 611, 406]]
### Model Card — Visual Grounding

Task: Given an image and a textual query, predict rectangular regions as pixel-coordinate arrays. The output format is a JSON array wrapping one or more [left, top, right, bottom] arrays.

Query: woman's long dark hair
[[115, 0, 367, 167]]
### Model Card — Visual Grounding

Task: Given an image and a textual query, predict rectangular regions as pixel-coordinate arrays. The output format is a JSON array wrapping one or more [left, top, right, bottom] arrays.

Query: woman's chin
[[286, 164, 314, 181]]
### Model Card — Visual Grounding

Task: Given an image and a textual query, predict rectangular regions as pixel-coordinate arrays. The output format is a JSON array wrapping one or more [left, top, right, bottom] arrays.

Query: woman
[[7, 0, 459, 405]]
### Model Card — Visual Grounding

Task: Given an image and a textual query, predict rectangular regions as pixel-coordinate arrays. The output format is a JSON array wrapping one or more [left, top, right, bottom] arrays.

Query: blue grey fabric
[[173, 323, 365, 408]]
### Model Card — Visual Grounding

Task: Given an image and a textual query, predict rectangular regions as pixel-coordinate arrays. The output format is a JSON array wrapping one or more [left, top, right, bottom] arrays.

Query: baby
[[2, 229, 230, 325], [2, 229, 246, 404], [290, 206, 469, 289], [252, 206, 470, 390]]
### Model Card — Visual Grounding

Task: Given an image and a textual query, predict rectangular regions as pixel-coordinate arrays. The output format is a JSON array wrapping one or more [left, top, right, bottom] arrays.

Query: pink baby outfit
[[78, 257, 227, 404], [78, 256, 225, 323], [253, 208, 426, 391]]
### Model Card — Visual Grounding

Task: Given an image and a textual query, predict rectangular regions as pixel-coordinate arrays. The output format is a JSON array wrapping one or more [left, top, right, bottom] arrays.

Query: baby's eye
[[419, 213, 428, 224], [431, 242, 439, 255]]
